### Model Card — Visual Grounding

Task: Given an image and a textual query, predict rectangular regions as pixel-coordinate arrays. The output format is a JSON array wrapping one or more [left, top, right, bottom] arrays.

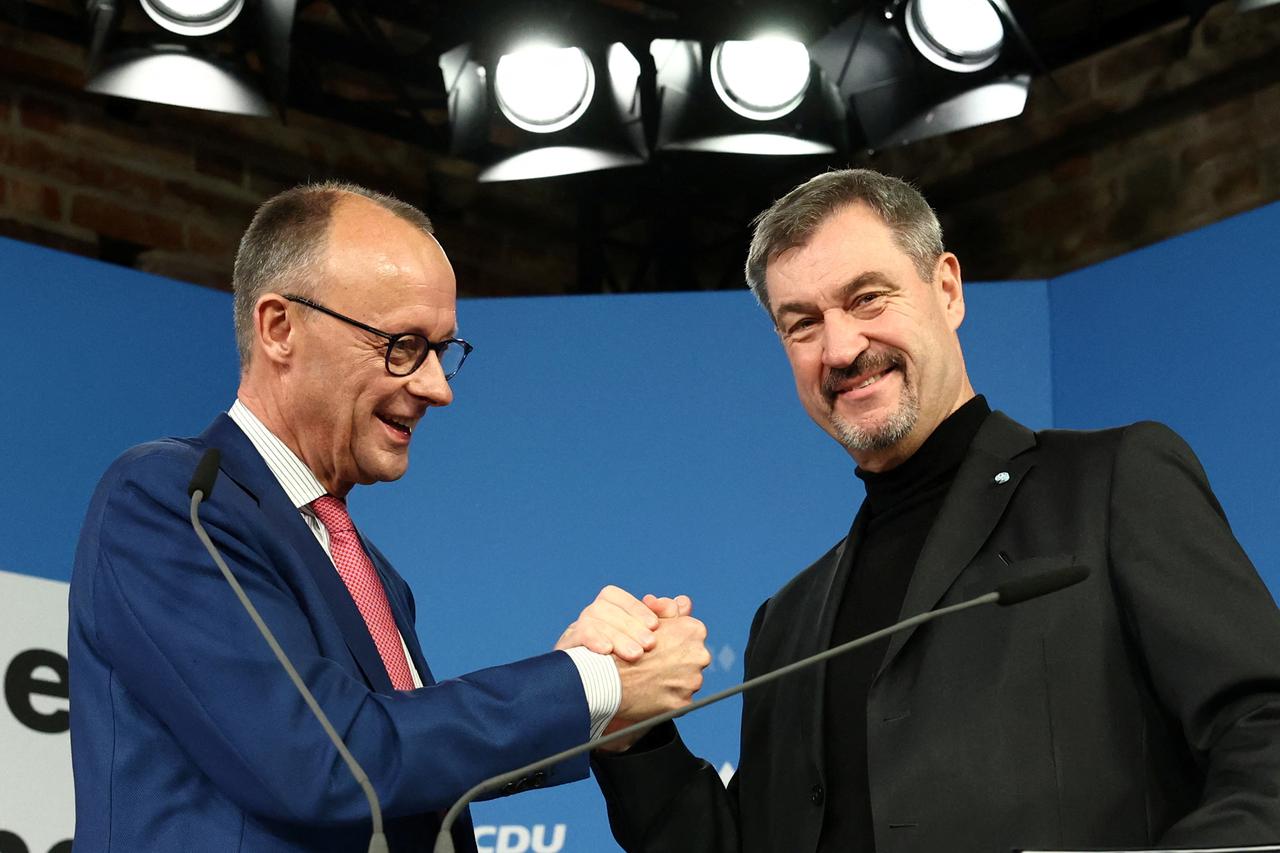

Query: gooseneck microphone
[[433, 562, 1091, 853], [186, 449, 389, 853]]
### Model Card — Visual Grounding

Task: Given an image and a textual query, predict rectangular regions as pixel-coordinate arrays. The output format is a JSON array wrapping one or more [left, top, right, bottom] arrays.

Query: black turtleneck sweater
[[817, 395, 990, 853]]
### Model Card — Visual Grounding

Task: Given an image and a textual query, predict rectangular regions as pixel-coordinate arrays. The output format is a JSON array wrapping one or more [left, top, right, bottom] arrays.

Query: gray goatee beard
[[824, 351, 920, 453]]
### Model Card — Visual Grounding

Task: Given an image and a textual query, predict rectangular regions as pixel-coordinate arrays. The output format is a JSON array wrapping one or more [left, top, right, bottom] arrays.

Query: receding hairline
[[299, 191, 449, 299], [231, 181, 438, 367], [323, 189, 436, 243]]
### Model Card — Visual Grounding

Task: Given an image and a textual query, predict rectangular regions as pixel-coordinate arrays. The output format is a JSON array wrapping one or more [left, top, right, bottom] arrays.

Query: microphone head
[[995, 563, 1090, 607], [187, 448, 222, 499]]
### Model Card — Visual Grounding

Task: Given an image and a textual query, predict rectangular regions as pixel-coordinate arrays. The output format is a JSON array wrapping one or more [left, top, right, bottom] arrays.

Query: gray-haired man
[[592, 169, 1280, 853]]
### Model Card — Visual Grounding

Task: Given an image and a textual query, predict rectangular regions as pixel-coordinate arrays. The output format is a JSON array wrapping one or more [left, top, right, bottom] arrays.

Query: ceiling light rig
[[440, 39, 647, 182], [433, 1, 1051, 179]]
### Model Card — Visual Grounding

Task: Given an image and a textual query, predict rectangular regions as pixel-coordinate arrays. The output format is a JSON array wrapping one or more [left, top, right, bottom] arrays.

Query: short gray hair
[[231, 180, 434, 367], [744, 169, 944, 314]]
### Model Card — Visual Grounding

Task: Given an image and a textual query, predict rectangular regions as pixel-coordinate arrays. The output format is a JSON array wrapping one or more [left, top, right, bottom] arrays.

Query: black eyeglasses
[[283, 295, 473, 380]]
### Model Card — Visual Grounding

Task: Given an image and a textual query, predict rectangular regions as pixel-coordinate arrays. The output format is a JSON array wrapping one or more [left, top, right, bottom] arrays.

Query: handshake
[[554, 585, 712, 752]]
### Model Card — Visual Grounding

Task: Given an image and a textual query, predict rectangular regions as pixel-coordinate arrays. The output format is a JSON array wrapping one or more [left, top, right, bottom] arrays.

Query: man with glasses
[[68, 182, 710, 853]]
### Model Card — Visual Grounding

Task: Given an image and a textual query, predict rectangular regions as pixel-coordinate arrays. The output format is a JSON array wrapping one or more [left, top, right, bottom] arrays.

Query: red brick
[[246, 167, 294, 197], [1260, 141, 1280, 195], [1024, 187, 1107, 238], [8, 136, 80, 185], [71, 193, 184, 251], [1052, 153, 1094, 183], [1254, 84, 1280, 143], [0, 26, 85, 88], [0, 173, 7, 207], [164, 179, 258, 222], [194, 148, 244, 185], [7, 175, 62, 220], [1211, 161, 1262, 212], [1095, 27, 1180, 92], [0, 217, 97, 258], [60, 114, 194, 175], [1047, 58, 1094, 103], [185, 220, 241, 257], [9, 136, 165, 200], [1202, 98, 1253, 131], [135, 250, 231, 291], [18, 94, 68, 135], [8, 135, 257, 222], [0, 95, 11, 126], [1180, 119, 1252, 174]]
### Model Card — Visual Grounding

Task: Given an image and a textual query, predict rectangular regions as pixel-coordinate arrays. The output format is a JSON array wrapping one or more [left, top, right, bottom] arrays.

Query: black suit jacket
[[595, 412, 1280, 853]]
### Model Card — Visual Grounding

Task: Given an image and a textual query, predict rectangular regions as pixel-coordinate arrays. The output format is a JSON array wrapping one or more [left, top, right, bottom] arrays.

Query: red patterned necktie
[[310, 495, 415, 691]]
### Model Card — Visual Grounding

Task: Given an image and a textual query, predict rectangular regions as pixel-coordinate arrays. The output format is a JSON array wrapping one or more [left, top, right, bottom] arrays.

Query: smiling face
[[767, 202, 974, 472], [278, 195, 458, 495]]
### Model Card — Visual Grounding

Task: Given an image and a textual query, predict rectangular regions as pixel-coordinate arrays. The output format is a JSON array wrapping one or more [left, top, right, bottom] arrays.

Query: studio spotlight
[[83, 0, 294, 116], [710, 38, 811, 121], [494, 44, 596, 133], [653, 36, 846, 156], [1236, 0, 1280, 11], [139, 0, 244, 37], [810, 1, 1031, 149], [905, 0, 1004, 73], [440, 41, 647, 182]]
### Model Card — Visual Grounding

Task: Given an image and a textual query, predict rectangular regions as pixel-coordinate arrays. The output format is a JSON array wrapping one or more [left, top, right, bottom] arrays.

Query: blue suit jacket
[[69, 414, 590, 852]]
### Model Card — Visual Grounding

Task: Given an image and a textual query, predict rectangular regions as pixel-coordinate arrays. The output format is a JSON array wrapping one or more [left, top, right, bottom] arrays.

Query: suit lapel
[[199, 415, 396, 694], [806, 509, 868, 767], [876, 411, 1038, 677]]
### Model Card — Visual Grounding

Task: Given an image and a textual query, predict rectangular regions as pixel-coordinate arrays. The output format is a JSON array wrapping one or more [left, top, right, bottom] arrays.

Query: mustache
[[822, 350, 905, 399]]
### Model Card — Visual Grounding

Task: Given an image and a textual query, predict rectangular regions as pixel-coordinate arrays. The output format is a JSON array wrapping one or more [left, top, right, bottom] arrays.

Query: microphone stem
[[190, 492, 389, 853], [435, 590, 999, 849]]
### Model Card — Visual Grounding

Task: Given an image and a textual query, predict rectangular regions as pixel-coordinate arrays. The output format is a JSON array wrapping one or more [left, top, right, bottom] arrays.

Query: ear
[[254, 293, 296, 366], [935, 253, 965, 331]]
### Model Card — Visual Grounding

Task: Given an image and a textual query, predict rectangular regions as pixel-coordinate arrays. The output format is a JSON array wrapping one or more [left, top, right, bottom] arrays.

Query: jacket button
[[810, 784, 825, 806]]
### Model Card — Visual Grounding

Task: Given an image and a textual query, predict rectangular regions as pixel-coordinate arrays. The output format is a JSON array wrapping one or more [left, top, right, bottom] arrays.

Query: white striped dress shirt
[[228, 400, 620, 737]]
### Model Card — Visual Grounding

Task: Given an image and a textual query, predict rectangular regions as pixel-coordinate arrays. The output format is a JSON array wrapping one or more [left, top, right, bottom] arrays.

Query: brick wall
[[1, 1, 1279, 294], [0, 7, 580, 296], [860, 1, 1280, 279]]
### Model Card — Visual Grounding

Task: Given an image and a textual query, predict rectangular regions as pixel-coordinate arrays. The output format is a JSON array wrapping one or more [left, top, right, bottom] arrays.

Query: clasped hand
[[555, 585, 712, 751]]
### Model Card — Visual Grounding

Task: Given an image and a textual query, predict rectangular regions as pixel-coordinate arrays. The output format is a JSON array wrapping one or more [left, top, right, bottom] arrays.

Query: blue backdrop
[[0, 198, 1275, 851]]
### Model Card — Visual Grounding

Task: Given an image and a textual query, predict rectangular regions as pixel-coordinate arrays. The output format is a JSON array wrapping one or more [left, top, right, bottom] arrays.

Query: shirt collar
[[228, 399, 327, 509]]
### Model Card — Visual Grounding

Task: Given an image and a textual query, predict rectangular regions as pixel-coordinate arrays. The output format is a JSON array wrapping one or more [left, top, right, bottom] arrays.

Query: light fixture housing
[[85, 44, 271, 116], [652, 37, 846, 157], [440, 41, 647, 182], [809, 3, 1029, 149], [84, 0, 294, 116], [139, 0, 244, 37]]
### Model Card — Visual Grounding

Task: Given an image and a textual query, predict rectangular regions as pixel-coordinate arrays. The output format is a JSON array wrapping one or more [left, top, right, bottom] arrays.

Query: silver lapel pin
[[993, 471, 1011, 485]]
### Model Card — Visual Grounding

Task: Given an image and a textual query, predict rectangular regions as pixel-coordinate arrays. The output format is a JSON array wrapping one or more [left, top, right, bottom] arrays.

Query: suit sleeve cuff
[[561, 646, 621, 740]]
